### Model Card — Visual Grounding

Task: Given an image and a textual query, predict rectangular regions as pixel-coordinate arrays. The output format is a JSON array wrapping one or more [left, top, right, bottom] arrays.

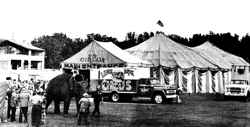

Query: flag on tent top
[[157, 20, 164, 27]]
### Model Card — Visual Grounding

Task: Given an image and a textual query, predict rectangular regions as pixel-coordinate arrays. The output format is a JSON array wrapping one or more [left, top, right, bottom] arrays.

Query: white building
[[0, 39, 45, 80]]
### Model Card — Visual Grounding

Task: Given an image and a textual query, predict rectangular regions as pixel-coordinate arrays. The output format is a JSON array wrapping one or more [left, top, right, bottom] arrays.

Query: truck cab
[[137, 78, 178, 104], [224, 79, 250, 101]]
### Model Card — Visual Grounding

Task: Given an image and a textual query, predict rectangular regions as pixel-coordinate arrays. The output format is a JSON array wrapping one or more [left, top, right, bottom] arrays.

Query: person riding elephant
[[45, 72, 88, 115]]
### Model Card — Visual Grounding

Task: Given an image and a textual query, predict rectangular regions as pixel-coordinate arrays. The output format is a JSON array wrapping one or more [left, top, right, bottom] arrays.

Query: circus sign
[[80, 54, 105, 63], [100, 68, 136, 79]]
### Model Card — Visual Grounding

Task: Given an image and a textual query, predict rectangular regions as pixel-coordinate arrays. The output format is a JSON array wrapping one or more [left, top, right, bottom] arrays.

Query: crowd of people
[[0, 77, 48, 127], [0, 75, 104, 126]]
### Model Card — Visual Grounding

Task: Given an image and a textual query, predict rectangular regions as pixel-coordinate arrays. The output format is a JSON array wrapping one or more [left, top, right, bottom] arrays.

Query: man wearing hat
[[78, 93, 91, 125]]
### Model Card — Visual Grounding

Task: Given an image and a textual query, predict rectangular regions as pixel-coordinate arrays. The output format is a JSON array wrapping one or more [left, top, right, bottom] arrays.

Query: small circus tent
[[61, 40, 151, 69], [126, 34, 226, 94], [61, 40, 152, 92]]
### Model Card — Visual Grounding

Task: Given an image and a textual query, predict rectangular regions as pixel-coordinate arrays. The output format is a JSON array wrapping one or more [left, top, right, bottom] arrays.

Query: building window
[[24, 60, 28, 69], [237, 68, 245, 75], [31, 61, 42, 70], [11, 60, 21, 70]]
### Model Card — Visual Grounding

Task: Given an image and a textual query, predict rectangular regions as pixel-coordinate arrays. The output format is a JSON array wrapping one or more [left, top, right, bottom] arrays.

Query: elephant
[[45, 72, 88, 115]]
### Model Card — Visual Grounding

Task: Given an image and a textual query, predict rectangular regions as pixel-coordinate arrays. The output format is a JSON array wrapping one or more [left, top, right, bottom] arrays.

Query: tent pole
[[98, 69, 100, 90], [159, 36, 161, 85], [159, 65, 161, 85]]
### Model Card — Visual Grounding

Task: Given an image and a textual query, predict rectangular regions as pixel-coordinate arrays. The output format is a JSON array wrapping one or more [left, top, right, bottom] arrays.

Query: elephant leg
[[45, 96, 53, 113], [54, 100, 60, 114], [75, 96, 80, 115], [63, 97, 71, 114]]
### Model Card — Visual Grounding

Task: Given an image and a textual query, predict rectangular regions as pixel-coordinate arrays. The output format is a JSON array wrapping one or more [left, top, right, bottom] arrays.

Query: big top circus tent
[[126, 33, 236, 94]]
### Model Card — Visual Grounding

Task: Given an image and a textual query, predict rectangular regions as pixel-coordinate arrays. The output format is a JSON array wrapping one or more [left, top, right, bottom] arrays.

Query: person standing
[[18, 87, 30, 123], [28, 81, 34, 96], [30, 92, 44, 127], [9, 89, 18, 122], [6, 77, 12, 121], [92, 86, 102, 117], [78, 93, 91, 125], [40, 92, 47, 125]]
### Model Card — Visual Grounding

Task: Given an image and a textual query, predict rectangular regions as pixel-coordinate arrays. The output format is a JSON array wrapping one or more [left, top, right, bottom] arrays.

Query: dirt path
[[2, 94, 250, 127]]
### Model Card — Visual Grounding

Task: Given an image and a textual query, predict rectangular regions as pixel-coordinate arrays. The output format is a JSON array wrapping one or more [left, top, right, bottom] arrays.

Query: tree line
[[31, 32, 250, 69]]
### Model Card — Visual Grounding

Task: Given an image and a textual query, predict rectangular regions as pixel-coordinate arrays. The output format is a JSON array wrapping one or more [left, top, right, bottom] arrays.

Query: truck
[[224, 65, 250, 101], [99, 67, 178, 104], [224, 80, 250, 101]]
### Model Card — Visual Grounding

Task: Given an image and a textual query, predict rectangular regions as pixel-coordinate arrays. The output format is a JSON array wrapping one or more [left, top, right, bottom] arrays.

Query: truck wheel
[[153, 94, 164, 104], [245, 92, 250, 102], [224, 95, 228, 101], [111, 93, 120, 102]]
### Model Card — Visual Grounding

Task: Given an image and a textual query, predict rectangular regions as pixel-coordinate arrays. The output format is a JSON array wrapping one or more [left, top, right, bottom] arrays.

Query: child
[[78, 93, 91, 125]]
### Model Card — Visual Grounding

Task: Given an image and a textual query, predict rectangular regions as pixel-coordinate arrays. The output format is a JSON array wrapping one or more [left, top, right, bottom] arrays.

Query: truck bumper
[[224, 92, 247, 97], [165, 94, 177, 99]]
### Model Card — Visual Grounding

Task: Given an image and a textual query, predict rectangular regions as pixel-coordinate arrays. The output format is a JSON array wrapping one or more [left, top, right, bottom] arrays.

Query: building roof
[[191, 41, 249, 69], [126, 34, 218, 69], [0, 39, 44, 51], [62, 40, 151, 67]]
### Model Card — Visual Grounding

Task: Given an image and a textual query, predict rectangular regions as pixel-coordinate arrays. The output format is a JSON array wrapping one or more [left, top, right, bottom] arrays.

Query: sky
[[0, 0, 250, 42]]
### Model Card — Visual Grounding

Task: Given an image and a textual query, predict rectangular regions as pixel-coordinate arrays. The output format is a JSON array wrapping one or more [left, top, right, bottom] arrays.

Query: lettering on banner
[[80, 54, 105, 63], [101, 68, 135, 78], [64, 63, 83, 69], [125, 80, 132, 91], [124, 69, 134, 76], [100, 69, 124, 79], [101, 79, 133, 91], [101, 69, 113, 78], [100, 68, 137, 91]]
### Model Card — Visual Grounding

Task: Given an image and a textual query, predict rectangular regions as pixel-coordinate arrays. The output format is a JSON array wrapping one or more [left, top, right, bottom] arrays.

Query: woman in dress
[[30, 92, 44, 127]]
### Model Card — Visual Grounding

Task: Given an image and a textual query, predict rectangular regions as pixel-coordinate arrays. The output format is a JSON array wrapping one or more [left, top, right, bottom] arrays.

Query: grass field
[[2, 94, 250, 127]]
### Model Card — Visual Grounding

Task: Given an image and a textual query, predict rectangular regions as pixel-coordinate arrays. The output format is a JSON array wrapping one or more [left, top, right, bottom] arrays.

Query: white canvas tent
[[192, 42, 250, 93], [61, 40, 151, 69], [192, 41, 249, 69], [126, 34, 226, 94], [127, 34, 217, 69]]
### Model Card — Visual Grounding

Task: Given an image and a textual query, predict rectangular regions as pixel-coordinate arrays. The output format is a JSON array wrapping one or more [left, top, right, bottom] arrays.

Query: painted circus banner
[[99, 68, 150, 92]]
